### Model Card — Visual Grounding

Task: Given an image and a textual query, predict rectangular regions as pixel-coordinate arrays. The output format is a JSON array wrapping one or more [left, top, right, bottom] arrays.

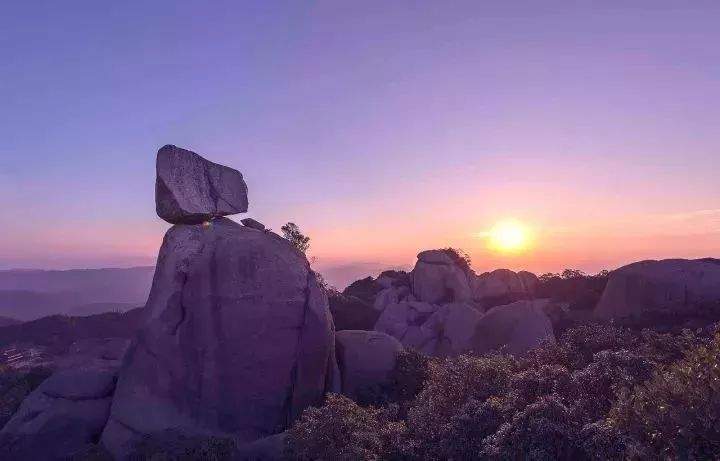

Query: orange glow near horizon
[[481, 220, 533, 254]]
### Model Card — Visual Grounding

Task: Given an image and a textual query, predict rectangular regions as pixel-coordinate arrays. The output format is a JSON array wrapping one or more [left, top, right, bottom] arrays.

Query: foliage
[[608, 333, 720, 459], [355, 350, 432, 412], [405, 353, 517, 455], [378, 270, 411, 287], [441, 248, 473, 275], [281, 222, 311, 254], [0, 366, 51, 428], [342, 276, 383, 303], [129, 431, 236, 460], [287, 394, 405, 461], [483, 396, 582, 460], [286, 323, 717, 461], [536, 269, 609, 312]]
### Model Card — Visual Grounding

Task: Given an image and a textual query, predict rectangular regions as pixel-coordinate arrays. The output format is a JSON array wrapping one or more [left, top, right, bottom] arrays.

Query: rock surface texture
[[470, 299, 555, 355], [594, 258, 720, 320], [411, 250, 472, 304], [470, 269, 538, 307], [101, 218, 336, 457], [155, 145, 248, 224], [0, 365, 120, 461], [336, 330, 402, 399]]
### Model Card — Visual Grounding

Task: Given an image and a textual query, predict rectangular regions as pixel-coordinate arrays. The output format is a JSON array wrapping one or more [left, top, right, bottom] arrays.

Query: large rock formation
[[411, 250, 472, 304], [0, 365, 121, 460], [594, 258, 720, 320], [101, 218, 336, 458], [336, 330, 402, 399], [155, 145, 248, 224], [470, 300, 555, 355]]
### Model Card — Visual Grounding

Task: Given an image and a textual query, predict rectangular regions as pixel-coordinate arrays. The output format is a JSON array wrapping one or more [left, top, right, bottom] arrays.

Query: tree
[[281, 222, 311, 254]]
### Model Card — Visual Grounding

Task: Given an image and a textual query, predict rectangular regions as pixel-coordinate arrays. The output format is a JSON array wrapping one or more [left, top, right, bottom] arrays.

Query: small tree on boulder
[[282, 222, 311, 254]]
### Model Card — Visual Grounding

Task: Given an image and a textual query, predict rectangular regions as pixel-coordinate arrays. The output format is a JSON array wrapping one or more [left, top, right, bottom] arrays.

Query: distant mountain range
[[0, 267, 155, 321], [0, 262, 409, 322]]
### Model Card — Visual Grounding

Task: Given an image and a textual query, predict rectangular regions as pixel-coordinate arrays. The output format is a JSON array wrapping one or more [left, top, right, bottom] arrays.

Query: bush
[[342, 277, 383, 303], [535, 269, 608, 312], [441, 248, 473, 275], [287, 394, 405, 461], [526, 323, 636, 370], [385, 350, 431, 405], [406, 354, 517, 456], [129, 431, 236, 460], [483, 396, 582, 460], [286, 324, 719, 461], [608, 333, 720, 459], [0, 366, 51, 428]]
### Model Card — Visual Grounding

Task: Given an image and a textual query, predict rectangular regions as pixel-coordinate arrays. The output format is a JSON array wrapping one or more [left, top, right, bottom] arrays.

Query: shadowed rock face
[[0, 365, 122, 461], [101, 218, 336, 459], [335, 330, 402, 399], [594, 258, 720, 320], [470, 300, 555, 356], [155, 145, 248, 224]]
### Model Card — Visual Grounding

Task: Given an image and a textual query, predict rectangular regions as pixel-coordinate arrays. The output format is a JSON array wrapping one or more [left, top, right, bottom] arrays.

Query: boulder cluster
[[367, 249, 553, 357]]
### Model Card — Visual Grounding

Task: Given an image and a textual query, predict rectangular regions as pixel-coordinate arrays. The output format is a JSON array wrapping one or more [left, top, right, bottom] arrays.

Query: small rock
[[241, 217, 266, 231]]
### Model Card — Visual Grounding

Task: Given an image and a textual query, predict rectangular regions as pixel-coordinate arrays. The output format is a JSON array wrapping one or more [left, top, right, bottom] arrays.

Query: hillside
[[0, 267, 154, 320]]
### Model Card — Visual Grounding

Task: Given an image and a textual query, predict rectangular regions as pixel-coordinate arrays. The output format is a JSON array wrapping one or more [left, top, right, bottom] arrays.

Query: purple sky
[[1, 1, 718, 279]]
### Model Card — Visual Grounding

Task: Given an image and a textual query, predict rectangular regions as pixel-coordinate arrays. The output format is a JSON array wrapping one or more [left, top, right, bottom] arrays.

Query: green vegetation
[[287, 324, 720, 460]]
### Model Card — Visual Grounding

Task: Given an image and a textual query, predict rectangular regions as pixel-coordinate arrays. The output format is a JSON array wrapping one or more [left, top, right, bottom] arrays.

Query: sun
[[484, 220, 532, 253]]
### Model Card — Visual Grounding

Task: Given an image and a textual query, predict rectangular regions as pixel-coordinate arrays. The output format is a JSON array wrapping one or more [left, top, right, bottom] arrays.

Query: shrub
[[342, 277, 383, 303], [129, 431, 236, 460], [441, 248, 473, 275], [440, 397, 506, 459], [483, 396, 583, 460], [0, 366, 51, 428], [535, 269, 609, 312], [608, 334, 720, 459], [527, 323, 636, 370], [406, 354, 517, 454], [567, 349, 654, 424], [287, 394, 405, 461], [385, 350, 431, 404]]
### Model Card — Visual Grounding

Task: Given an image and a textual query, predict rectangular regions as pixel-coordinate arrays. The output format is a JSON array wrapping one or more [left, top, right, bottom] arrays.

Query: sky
[[1, 1, 719, 285]]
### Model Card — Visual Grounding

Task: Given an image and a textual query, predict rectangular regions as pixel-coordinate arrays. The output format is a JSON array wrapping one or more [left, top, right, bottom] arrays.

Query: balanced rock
[[470, 299, 555, 356], [101, 218, 336, 458], [155, 145, 248, 224], [594, 258, 720, 320], [336, 330, 402, 399]]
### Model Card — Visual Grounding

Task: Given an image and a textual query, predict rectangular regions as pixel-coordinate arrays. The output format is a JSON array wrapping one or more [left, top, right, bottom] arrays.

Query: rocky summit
[[155, 145, 248, 224]]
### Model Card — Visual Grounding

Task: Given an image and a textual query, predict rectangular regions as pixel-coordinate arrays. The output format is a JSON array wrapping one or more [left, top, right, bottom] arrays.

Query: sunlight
[[480, 220, 532, 253]]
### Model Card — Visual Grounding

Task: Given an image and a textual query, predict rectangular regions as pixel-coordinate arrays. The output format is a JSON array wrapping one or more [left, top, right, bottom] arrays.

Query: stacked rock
[[101, 145, 337, 459]]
